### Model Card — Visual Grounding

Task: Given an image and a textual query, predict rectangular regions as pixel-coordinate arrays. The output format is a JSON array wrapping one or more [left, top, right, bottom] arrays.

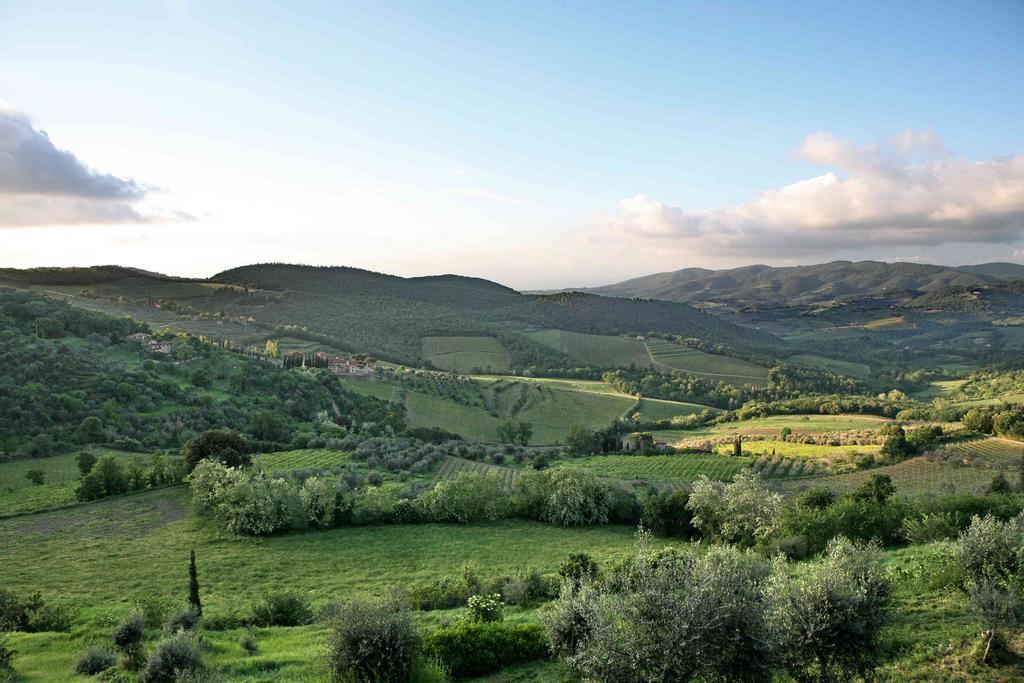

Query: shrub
[[642, 489, 695, 537], [74, 646, 116, 676], [956, 514, 1023, 583], [299, 476, 336, 528], [140, 633, 202, 683], [352, 486, 399, 525], [796, 487, 835, 509], [901, 512, 960, 544], [0, 590, 72, 633], [326, 597, 420, 683], [424, 621, 549, 678], [544, 543, 771, 682], [183, 430, 251, 472], [768, 537, 889, 682], [167, 607, 200, 633], [0, 634, 13, 674], [850, 473, 896, 504], [113, 612, 145, 653], [239, 628, 258, 656], [986, 473, 1013, 495], [250, 590, 312, 627], [25, 468, 44, 485], [465, 594, 503, 623], [559, 552, 599, 590], [513, 469, 612, 526], [416, 471, 507, 523], [779, 497, 908, 553]]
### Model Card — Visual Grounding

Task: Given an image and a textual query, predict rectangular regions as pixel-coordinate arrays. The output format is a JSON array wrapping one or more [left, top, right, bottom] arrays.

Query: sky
[[1, 0, 1023, 289]]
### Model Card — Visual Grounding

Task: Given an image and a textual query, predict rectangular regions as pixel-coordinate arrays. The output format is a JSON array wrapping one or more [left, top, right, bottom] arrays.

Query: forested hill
[[583, 260, 1003, 307], [0, 288, 400, 457], [209, 263, 781, 361]]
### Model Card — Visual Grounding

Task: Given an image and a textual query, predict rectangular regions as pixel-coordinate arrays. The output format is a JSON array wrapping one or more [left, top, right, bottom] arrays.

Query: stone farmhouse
[[328, 355, 374, 379]]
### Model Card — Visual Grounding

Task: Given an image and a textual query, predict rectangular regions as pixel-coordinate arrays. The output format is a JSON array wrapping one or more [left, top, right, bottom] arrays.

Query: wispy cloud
[[0, 101, 191, 227], [597, 130, 1024, 257]]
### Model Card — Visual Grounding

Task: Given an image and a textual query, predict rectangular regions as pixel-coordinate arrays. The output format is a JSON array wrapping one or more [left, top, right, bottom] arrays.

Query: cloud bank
[[598, 131, 1024, 257], [0, 102, 185, 227]]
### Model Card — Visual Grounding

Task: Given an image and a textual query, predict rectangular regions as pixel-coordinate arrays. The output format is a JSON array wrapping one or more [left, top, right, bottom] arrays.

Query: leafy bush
[[901, 512, 960, 544], [424, 621, 549, 678], [559, 552, 599, 590], [0, 590, 72, 633], [513, 469, 612, 526], [767, 537, 889, 682], [167, 607, 200, 633], [140, 633, 203, 683], [416, 471, 507, 523], [239, 628, 258, 656], [326, 597, 420, 683], [74, 646, 116, 676], [299, 476, 336, 528], [796, 487, 836, 509], [642, 489, 695, 537], [780, 498, 909, 553], [76, 454, 132, 501], [544, 541, 771, 682], [0, 635, 13, 675], [850, 474, 897, 504], [113, 612, 145, 653], [465, 594, 503, 623], [352, 486, 399, 525], [249, 590, 312, 627]]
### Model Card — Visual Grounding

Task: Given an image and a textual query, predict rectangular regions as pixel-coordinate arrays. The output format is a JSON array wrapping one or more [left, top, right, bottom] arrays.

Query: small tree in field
[[183, 430, 251, 472], [188, 550, 202, 617], [25, 469, 45, 486]]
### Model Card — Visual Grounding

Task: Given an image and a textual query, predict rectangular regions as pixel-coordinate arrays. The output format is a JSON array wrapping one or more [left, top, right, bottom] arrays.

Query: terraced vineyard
[[935, 437, 1024, 469], [750, 456, 826, 478], [526, 329, 653, 369], [421, 336, 512, 374], [434, 456, 519, 490], [257, 449, 352, 471], [562, 454, 751, 483], [773, 456, 1001, 498], [644, 339, 770, 387]]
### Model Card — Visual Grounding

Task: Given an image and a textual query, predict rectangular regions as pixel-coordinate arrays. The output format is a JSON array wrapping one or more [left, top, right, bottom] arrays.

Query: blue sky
[[1, 0, 1023, 287]]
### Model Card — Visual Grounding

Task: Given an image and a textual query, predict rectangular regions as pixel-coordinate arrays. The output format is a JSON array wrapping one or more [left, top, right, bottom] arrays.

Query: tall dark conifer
[[188, 549, 202, 617]]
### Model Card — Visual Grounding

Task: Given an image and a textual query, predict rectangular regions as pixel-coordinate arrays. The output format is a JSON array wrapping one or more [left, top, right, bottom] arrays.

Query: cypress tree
[[188, 549, 202, 617]]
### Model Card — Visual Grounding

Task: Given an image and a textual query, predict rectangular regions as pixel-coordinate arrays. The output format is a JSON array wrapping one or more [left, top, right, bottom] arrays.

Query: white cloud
[[0, 104, 190, 227], [598, 131, 1024, 257]]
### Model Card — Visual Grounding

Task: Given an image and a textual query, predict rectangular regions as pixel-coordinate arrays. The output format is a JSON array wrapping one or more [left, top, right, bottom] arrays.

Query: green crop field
[[422, 336, 512, 373], [773, 456, 1000, 498], [634, 397, 715, 422], [472, 375, 628, 396], [526, 329, 653, 369], [713, 440, 882, 459], [338, 377, 401, 401], [561, 453, 751, 483], [644, 339, 770, 387], [935, 437, 1024, 469], [435, 456, 520, 490], [257, 449, 353, 471], [406, 381, 636, 444], [787, 353, 872, 379]]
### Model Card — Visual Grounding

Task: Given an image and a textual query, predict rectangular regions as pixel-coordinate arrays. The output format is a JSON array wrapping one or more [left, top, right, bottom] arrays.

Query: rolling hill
[[583, 260, 1002, 307], [0, 263, 783, 367]]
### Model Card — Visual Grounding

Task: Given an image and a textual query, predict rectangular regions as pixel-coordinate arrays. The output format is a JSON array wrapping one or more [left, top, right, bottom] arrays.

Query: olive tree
[[687, 470, 781, 544]]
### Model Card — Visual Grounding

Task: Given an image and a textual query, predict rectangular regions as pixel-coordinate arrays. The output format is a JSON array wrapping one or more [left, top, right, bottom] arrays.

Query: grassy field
[[337, 377, 401, 402], [526, 329, 652, 369], [0, 486, 656, 681], [561, 453, 751, 483], [405, 381, 636, 445], [422, 336, 512, 374], [644, 339, 770, 387], [787, 353, 872, 379], [0, 449, 159, 517]]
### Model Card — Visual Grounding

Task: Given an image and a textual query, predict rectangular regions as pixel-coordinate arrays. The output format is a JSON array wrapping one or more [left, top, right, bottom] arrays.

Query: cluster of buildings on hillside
[[127, 332, 171, 354]]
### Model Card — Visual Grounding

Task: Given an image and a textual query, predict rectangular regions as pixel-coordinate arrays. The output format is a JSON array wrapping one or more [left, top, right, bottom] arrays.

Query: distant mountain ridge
[[580, 260, 1023, 307]]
